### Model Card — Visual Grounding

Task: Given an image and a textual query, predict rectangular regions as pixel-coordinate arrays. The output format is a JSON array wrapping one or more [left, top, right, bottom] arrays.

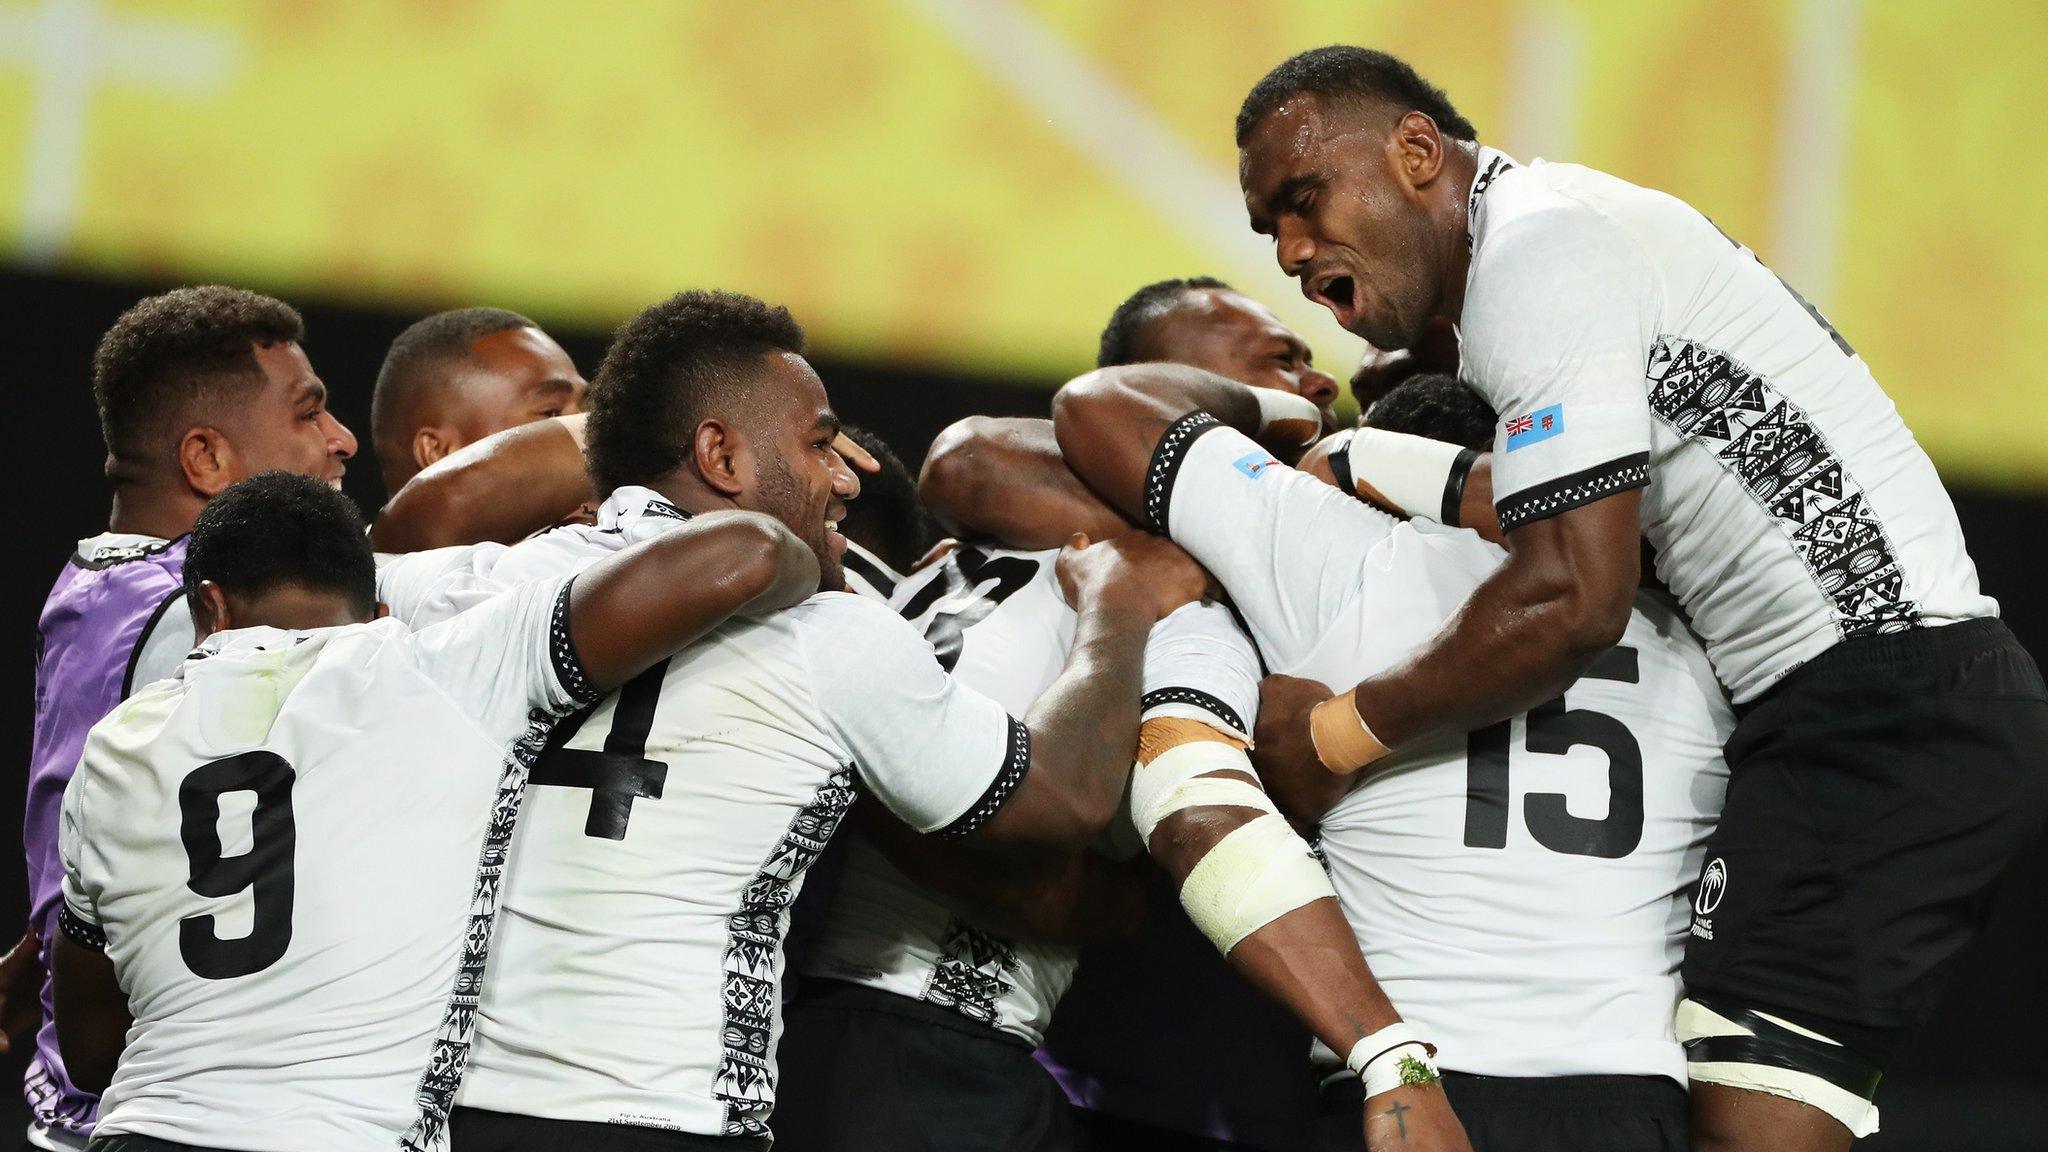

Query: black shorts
[[769, 979, 1074, 1152], [1067, 1108, 1266, 1151], [1681, 617, 2048, 1064], [449, 1107, 758, 1151], [1309, 1072, 1687, 1152]]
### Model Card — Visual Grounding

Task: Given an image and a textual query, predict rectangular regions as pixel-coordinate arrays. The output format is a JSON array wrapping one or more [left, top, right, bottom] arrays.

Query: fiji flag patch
[[1505, 404, 1564, 451], [1233, 451, 1282, 479]]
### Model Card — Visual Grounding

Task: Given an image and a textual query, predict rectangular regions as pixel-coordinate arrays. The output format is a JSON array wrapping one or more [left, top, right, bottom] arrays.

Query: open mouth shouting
[[1306, 270, 1359, 331]]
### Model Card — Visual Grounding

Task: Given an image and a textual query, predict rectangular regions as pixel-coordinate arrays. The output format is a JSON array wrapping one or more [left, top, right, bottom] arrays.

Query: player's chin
[[818, 529, 848, 592]]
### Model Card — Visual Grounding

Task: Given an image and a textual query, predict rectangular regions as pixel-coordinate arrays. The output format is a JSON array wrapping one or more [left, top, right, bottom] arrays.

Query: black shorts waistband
[[792, 977, 1036, 1050], [1746, 617, 2013, 713]]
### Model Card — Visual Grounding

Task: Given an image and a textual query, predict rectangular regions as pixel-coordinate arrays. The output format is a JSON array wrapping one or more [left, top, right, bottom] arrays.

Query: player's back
[[1288, 520, 1732, 1082], [1465, 154, 1993, 701], [461, 594, 866, 1136], [802, 545, 1080, 1043], [64, 610, 560, 1152]]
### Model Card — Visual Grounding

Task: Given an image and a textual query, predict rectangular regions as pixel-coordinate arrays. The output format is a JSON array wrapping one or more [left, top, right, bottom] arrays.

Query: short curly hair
[[1362, 373, 1497, 450], [1237, 46, 1476, 146], [584, 290, 807, 495], [184, 471, 377, 620], [92, 286, 305, 468], [1097, 276, 1232, 368]]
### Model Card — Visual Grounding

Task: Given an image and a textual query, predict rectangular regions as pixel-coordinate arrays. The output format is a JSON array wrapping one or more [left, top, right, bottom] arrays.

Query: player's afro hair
[[1236, 46, 1477, 146], [836, 425, 932, 574], [184, 471, 377, 620], [584, 290, 807, 496], [1097, 276, 1233, 368], [1362, 373, 1497, 451], [92, 286, 305, 468]]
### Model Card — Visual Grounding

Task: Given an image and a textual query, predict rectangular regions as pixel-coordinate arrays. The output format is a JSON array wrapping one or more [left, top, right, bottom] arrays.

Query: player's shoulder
[[1476, 163, 1647, 271], [789, 590, 941, 673], [69, 532, 185, 574], [1488, 159, 1726, 271], [52, 533, 186, 604], [788, 588, 916, 632]]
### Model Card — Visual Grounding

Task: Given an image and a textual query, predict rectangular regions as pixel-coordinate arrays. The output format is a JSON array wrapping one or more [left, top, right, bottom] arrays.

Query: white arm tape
[[1129, 739, 1257, 843], [1178, 812, 1334, 955], [1346, 428, 1472, 524], [1344, 1022, 1440, 1099], [1252, 389, 1324, 449]]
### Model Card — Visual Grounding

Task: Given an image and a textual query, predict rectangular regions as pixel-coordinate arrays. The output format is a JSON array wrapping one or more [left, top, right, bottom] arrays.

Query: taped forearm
[[1134, 719, 1334, 956]]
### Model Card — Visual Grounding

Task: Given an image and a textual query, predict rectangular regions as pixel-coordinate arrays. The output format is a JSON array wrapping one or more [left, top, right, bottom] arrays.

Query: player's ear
[[411, 426, 452, 473], [193, 580, 233, 638], [1392, 110, 1445, 194], [693, 418, 746, 498], [179, 426, 235, 499], [374, 601, 390, 620]]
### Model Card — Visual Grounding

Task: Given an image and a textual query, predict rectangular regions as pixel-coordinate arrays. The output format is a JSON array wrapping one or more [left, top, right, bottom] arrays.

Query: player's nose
[[1298, 366, 1339, 410], [828, 450, 861, 499], [325, 412, 358, 459], [1277, 225, 1318, 279]]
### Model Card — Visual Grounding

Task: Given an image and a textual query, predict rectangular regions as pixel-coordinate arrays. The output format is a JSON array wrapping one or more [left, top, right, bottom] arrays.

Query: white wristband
[[1344, 1023, 1439, 1098], [1345, 428, 1476, 524], [1251, 389, 1324, 450]]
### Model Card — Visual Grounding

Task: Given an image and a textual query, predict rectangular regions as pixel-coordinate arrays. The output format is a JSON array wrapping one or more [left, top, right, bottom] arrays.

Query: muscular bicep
[[371, 414, 593, 552], [568, 511, 816, 691], [1052, 364, 1258, 524], [920, 417, 1132, 549], [1499, 484, 1643, 641]]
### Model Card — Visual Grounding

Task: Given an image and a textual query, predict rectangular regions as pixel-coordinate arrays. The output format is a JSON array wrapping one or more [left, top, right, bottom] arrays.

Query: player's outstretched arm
[[920, 416, 1133, 549], [371, 414, 594, 552], [51, 932, 129, 1095], [1051, 363, 1320, 522], [1136, 720, 1471, 1152], [965, 534, 1209, 850], [567, 509, 820, 691]]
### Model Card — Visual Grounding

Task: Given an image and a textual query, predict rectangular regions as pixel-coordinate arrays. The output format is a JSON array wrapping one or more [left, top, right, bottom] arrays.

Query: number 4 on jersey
[[530, 661, 671, 840]]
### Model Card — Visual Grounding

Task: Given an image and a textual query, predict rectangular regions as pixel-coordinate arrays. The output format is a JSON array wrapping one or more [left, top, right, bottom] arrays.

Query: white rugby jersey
[[802, 546, 1260, 1046], [59, 577, 595, 1152], [386, 488, 1037, 1140], [1460, 147, 1994, 702], [1147, 421, 1731, 1083]]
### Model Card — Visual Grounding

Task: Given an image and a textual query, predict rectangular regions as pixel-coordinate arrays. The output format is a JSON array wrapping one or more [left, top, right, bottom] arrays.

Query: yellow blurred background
[[2, 0, 2044, 481]]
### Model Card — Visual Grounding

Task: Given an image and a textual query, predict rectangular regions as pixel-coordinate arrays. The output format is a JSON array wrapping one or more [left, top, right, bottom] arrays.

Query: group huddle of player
[[21, 45, 2048, 1152]]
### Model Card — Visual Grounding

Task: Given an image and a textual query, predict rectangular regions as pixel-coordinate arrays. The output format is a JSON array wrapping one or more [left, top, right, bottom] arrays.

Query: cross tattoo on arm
[[1387, 1100, 1411, 1141]]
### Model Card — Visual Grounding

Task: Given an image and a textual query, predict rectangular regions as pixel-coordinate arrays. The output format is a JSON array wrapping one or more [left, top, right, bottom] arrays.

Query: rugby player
[[369, 307, 586, 497], [918, 280, 1463, 1152], [23, 287, 356, 1150], [772, 436, 1272, 1152], [1289, 373, 1728, 1151], [52, 471, 820, 1152], [1089, 43, 2047, 1150], [370, 289, 1207, 1150]]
